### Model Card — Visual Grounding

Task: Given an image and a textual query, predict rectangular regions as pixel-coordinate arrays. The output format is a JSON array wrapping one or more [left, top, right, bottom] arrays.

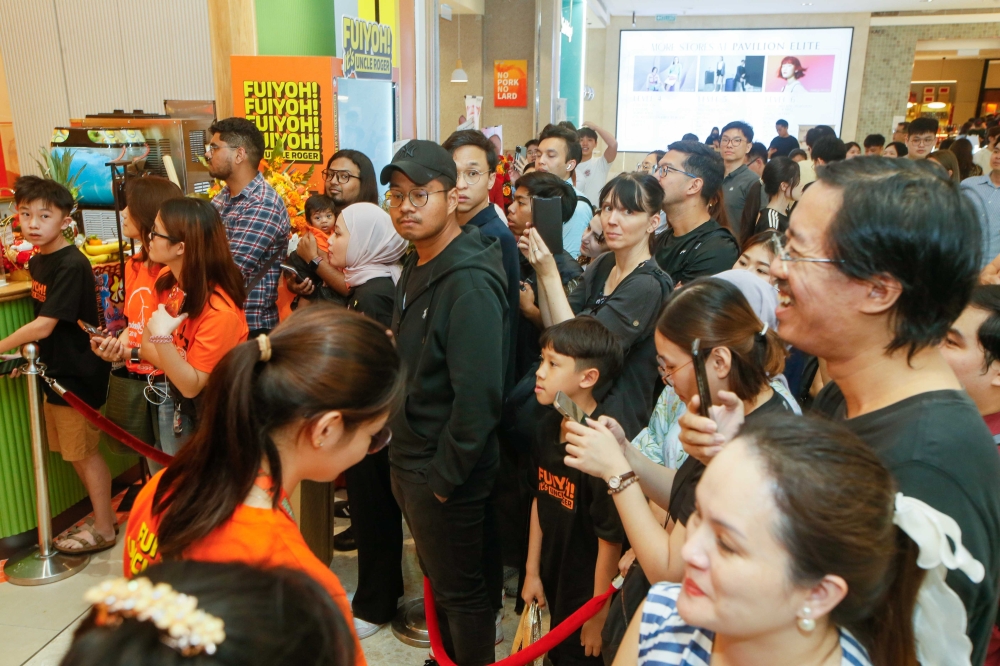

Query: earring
[[797, 605, 816, 632]]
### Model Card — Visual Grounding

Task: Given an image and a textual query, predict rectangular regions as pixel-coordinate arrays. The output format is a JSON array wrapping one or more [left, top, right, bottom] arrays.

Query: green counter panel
[[0, 293, 137, 539]]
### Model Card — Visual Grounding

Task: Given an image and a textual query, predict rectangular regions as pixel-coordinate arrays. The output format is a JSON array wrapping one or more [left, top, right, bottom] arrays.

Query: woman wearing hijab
[[326, 202, 409, 638], [328, 202, 408, 329]]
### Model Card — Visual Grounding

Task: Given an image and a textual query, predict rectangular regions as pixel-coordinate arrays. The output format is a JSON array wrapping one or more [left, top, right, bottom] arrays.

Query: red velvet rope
[[423, 577, 618, 666], [59, 386, 174, 466]]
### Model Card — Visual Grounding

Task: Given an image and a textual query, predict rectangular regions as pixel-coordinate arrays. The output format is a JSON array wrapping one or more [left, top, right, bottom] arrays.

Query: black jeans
[[345, 448, 404, 624], [391, 467, 497, 666]]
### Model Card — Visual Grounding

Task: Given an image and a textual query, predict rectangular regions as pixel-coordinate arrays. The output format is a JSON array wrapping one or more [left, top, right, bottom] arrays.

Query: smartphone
[[515, 145, 527, 163], [164, 285, 186, 317], [77, 319, 103, 338], [554, 391, 588, 425], [531, 196, 564, 257], [691, 339, 713, 418], [280, 262, 306, 282], [0, 357, 26, 375]]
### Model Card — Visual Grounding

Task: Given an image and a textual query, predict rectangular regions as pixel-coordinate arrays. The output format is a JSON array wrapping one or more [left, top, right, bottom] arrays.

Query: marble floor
[[1, 501, 529, 666]]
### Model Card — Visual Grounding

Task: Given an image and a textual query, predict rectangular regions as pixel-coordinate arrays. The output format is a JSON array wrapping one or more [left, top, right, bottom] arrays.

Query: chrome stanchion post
[[6, 343, 90, 585]]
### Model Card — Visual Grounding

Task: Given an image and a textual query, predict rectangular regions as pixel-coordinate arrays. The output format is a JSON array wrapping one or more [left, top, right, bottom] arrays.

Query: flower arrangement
[[202, 137, 314, 234]]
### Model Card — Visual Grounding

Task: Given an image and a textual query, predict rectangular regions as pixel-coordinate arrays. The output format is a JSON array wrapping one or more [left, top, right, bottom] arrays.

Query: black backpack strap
[[575, 194, 596, 218], [245, 251, 283, 293]]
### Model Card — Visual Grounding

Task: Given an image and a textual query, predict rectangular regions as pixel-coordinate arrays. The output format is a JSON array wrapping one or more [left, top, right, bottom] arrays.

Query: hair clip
[[257, 334, 271, 362], [84, 577, 226, 656], [759, 322, 769, 337]]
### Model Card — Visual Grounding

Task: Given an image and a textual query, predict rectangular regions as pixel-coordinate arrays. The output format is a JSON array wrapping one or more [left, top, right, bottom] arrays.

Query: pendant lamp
[[451, 14, 468, 83]]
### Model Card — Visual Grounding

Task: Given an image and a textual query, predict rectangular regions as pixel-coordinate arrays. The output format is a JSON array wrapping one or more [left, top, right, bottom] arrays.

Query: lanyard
[[253, 472, 296, 523]]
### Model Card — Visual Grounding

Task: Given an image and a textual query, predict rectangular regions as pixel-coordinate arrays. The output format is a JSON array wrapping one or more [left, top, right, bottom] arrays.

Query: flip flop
[[54, 528, 117, 555]]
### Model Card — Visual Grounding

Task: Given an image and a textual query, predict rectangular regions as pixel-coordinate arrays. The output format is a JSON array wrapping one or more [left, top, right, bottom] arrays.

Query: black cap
[[379, 140, 458, 186]]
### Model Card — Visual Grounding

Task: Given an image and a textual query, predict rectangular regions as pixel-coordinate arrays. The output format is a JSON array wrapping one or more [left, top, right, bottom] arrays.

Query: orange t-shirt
[[308, 225, 331, 254], [157, 270, 249, 374], [125, 471, 367, 666], [125, 258, 162, 374]]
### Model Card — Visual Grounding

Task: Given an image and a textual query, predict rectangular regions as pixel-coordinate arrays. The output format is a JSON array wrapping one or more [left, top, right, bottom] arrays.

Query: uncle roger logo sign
[[342, 16, 393, 80]]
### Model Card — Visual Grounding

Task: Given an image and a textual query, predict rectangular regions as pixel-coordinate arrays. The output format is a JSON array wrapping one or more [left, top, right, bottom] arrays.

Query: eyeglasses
[[658, 356, 692, 387], [385, 189, 448, 208], [636, 162, 654, 174], [369, 427, 392, 454], [148, 229, 179, 244], [774, 234, 843, 266], [907, 135, 937, 147], [204, 142, 232, 156], [322, 169, 361, 184], [458, 169, 488, 185], [652, 163, 698, 179], [720, 137, 745, 147]]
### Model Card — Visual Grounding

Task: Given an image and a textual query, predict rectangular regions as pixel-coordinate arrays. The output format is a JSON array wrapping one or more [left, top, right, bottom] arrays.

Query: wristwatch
[[130, 347, 141, 364], [310, 255, 324, 269], [607, 471, 638, 495]]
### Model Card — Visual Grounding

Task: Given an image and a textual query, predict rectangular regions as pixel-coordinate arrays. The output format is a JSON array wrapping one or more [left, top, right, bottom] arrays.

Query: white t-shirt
[[575, 155, 610, 207], [974, 145, 994, 174]]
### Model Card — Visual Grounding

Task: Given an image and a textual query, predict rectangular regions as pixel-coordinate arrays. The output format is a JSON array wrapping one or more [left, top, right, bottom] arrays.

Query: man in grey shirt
[[719, 120, 759, 239], [962, 143, 1000, 268]]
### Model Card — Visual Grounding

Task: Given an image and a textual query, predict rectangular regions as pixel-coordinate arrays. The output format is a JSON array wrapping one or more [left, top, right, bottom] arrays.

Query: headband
[[84, 577, 226, 656]]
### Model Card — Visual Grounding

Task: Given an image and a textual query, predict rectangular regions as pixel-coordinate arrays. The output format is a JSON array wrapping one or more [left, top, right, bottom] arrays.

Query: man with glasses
[[382, 140, 508, 666], [443, 130, 520, 393], [206, 117, 289, 337], [904, 117, 939, 160], [719, 121, 759, 237], [289, 149, 380, 301], [684, 157, 1000, 665], [651, 140, 739, 285]]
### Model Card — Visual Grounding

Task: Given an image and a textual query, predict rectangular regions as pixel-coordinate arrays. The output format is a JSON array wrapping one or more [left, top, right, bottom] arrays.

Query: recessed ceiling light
[[802, 2, 812, 4]]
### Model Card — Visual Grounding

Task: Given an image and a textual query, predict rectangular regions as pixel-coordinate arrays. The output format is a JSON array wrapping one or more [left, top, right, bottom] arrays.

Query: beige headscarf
[[342, 203, 408, 287]]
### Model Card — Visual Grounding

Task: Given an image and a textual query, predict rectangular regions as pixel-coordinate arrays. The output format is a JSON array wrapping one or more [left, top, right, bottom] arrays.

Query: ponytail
[[153, 306, 405, 558], [856, 532, 923, 666]]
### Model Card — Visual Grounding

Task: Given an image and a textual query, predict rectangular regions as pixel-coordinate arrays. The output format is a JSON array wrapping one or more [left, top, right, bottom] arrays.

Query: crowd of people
[[4, 110, 1000, 666]]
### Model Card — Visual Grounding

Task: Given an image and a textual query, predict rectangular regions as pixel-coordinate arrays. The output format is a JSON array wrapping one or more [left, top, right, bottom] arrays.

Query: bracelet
[[608, 475, 639, 495], [148, 335, 173, 344]]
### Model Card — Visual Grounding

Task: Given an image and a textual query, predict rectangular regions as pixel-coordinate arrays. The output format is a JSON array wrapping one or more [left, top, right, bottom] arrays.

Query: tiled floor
[[2, 501, 529, 666]]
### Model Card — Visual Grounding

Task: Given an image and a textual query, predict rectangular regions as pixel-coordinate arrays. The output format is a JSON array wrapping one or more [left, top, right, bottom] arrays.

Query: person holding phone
[[139, 198, 248, 454], [325, 201, 407, 637], [519, 172, 673, 438], [123, 306, 405, 666], [90, 176, 183, 469], [562, 277, 792, 582]]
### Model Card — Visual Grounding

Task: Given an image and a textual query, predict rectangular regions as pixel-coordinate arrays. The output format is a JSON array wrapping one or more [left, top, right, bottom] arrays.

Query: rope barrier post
[[6, 343, 90, 585]]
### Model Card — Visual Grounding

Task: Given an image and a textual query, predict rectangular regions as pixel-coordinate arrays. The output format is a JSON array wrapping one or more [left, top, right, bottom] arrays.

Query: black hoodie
[[389, 224, 509, 498]]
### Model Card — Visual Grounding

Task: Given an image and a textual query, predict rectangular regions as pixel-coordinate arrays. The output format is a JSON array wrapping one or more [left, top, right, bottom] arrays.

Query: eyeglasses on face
[[384, 189, 449, 208], [458, 169, 487, 185], [907, 135, 937, 147], [657, 356, 692, 387], [148, 229, 180, 244], [322, 169, 361, 184], [720, 137, 745, 147], [636, 162, 655, 173], [773, 234, 844, 266], [652, 163, 698, 179]]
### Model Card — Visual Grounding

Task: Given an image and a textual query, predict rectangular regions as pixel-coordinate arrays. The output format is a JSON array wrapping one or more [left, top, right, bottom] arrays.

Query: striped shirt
[[960, 174, 1000, 269], [212, 173, 290, 331], [638, 583, 873, 666]]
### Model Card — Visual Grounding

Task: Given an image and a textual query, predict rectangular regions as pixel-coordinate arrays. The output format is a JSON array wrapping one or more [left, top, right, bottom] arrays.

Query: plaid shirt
[[212, 173, 290, 331]]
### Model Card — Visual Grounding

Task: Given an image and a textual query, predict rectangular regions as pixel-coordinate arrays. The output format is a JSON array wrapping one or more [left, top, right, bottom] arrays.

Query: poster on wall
[[616, 28, 854, 152], [494, 60, 528, 107], [342, 16, 393, 80], [230, 55, 340, 191]]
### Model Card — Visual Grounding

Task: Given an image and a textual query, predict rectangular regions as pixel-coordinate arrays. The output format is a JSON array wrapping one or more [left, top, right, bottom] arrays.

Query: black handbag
[[99, 368, 154, 455]]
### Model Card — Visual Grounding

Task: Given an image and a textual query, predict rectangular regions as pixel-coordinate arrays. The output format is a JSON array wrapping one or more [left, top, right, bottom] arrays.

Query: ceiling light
[[907, 101, 915, 107], [927, 101, 947, 109]]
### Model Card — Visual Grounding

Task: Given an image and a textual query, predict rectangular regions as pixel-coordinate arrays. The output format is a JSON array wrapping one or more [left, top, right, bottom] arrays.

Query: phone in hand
[[691, 339, 713, 418], [164, 285, 186, 317], [77, 319, 103, 338], [554, 391, 588, 425], [531, 196, 564, 258], [0, 356, 26, 375], [280, 262, 306, 282], [515, 145, 527, 163]]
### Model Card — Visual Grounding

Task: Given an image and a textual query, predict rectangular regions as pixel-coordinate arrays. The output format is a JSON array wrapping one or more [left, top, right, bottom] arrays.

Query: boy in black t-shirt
[[0, 177, 113, 554], [522, 318, 624, 665]]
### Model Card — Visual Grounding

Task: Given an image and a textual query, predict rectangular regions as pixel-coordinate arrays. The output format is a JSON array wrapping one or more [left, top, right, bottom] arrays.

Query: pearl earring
[[797, 605, 816, 632]]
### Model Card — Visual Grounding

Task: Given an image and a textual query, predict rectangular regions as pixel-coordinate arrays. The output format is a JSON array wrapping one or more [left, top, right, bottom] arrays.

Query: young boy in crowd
[[0, 176, 113, 552], [284, 194, 340, 304], [941, 284, 1000, 444], [522, 317, 624, 664]]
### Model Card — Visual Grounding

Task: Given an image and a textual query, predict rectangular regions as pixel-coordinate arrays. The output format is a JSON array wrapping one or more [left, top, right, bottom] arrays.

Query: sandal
[[54, 527, 117, 555]]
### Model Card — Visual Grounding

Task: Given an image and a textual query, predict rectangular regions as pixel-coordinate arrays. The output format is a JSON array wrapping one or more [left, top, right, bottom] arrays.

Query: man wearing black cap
[[383, 140, 508, 665]]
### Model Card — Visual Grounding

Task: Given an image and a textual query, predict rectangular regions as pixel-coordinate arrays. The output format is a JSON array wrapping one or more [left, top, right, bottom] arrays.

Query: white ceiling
[[598, 0, 1000, 17]]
